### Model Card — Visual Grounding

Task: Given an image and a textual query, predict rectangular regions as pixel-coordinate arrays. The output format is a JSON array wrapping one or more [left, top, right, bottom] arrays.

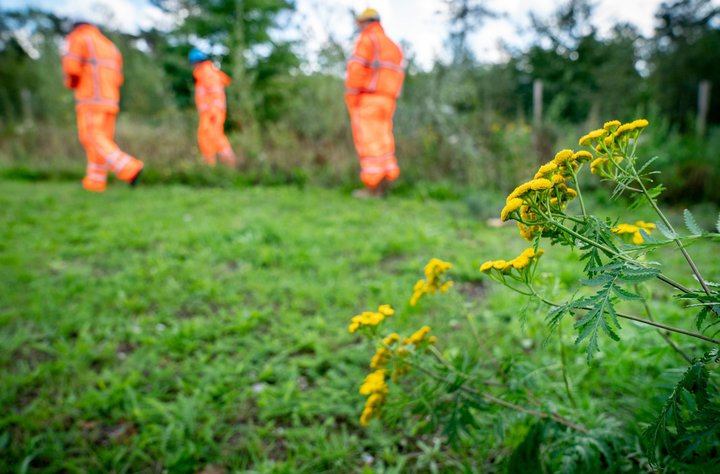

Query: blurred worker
[[189, 49, 237, 167], [345, 8, 404, 198], [62, 22, 144, 192]]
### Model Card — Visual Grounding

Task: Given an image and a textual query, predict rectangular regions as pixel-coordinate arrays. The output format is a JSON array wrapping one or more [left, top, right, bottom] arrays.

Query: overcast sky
[[4, 0, 716, 67]]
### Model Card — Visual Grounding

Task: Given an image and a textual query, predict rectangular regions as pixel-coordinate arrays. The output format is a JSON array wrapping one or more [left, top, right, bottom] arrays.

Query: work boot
[[352, 187, 383, 199], [219, 149, 238, 169], [129, 166, 143, 187], [82, 178, 106, 193], [377, 179, 391, 196]]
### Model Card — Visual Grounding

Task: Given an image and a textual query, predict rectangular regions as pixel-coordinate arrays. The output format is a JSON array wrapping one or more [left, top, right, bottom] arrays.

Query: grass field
[[1, 179, 718, 472]]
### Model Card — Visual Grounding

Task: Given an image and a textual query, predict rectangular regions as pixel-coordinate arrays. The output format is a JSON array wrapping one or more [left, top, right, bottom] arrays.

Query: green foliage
[[113, 34, 176, 118], [0, 9, 71, 124], [463, 119, 720, 470], [643, 348, 720, 468], [150, 0, 299, 124], [575, 217, 620, 274], [509, 419, 635, 474], [684, 208, 705, 235], [676, 288, 720, 333], [0, 179, 540, 471], [518, 0, 645, 122], [1, 179, 718, 470], [650, 0, 720, 129], [571, 262, 659, 361]]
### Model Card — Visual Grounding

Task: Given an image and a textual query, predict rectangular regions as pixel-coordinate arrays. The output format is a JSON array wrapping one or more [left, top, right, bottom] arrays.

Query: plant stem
[[527, 284, 720, 345], [463, 312, 501, 370], [569, 166, 588, 219], [634, 170, 713, 298], [478, 392, 589, 434], [543, 217, 693, 294], [613, 311, 719, 344], [635, 284, 693, 364], [409, 360, 589, 433], [558, 320, 577, 407], [427, 345, 503, 387], [656, 274, 693, 294]]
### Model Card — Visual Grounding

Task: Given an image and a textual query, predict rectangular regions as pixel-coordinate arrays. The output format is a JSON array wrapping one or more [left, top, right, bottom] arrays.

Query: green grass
[[1, 180, 718, 472]]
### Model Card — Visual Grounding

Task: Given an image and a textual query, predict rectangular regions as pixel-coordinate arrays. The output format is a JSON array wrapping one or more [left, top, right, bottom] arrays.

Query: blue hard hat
[[188, 48, 208, 63]]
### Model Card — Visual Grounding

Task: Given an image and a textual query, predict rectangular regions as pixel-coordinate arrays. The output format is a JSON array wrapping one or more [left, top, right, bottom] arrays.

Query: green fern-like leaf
[[647, 184, 666, 200], [576, 219, 620, 276], [611, 285, 643, 301], [616, 265, 660, 283], [546, 303, 571, 331], [638, 228, 656, 244], [656, 220, 677, 239], [572, 283, 621, 362], [571, 263, 660, 361], [683, 209, 704, 235], [643, 348, 720, 467], [676, 291, 720, 327], [636, 156, 660, 176]]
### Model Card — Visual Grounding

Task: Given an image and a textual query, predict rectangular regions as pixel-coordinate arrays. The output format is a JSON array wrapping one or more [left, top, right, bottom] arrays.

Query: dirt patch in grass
[[456, 280, 487, 300]]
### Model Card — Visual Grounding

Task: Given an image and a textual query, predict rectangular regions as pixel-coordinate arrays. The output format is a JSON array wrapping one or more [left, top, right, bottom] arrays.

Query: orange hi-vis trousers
[[76, 107, 143, 192], [198, 108, 234, 166], [347, 93, 399, 189]]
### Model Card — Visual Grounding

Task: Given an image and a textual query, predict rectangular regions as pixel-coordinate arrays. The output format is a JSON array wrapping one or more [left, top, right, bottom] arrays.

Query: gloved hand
[[65, 74, 80, 89]]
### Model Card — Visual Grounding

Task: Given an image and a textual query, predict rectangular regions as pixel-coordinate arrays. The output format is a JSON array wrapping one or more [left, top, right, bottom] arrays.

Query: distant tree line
[[1, 0, 719, 202], [0, 0, 718, 128]]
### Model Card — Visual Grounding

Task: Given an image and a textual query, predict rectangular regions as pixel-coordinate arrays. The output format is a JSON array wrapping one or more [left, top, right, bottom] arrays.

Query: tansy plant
[[350, 120, 720, 469], [350, 259, 603, 471], [492, 119, 720, 467], [349, 302, 438, 426]]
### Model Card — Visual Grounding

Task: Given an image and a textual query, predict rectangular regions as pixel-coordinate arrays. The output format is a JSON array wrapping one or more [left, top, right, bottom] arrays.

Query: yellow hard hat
[[357, 8, 380, 22]]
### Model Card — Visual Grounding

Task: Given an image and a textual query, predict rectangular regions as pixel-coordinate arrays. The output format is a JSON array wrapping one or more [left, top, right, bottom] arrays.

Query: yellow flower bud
[[603, 120, 621, 130], [501, 198, 523, 221]]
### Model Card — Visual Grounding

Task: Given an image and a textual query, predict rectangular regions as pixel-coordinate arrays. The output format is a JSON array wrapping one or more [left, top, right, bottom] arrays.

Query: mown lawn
[[1, 180, 717, 472]]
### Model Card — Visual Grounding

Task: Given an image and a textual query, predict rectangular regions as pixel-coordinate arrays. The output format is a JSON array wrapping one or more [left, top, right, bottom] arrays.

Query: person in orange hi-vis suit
[[189, 49, 237, 167], [62, 22, 144, 193], [346, 8, 404, 198]]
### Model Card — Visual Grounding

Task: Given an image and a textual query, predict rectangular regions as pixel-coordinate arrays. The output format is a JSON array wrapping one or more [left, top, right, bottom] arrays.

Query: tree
[[650, 0, 720, 127], [443, 0, 497, 64], [150, 0, 300, 127], [0, 9, 71, 124], [516, 0, 644, 123]]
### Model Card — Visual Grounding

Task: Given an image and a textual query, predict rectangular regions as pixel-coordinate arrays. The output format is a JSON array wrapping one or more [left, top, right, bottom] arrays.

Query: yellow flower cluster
[[410, 258, 454, 306], [360, 326, 437, 426], [612, 220, 656, 245], [403, 325, 437, 346], [359, 369, 388, 426], [501, 149, 592, 240], [580, 119, 649, 159], [349, 304, 395, 333], [613, 119, 649, 139], [578, 128, 608, 146], [480, 247, 545, 275]]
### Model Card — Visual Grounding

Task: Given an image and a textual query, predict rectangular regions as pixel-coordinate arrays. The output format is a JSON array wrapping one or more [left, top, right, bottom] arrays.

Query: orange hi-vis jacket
[[346, 22, 404, 100], [62, 24, 123, 112], [62, 24, 143, 192], [194, 60, 231, 113], [345, 22, 404, 189], [193, 60, 235, 165]]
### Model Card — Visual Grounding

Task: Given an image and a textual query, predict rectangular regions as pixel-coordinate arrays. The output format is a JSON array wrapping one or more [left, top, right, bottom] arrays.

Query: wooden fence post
[[697, 80, 711, 138], [21, 88, 34, 124], [533, 79, 543, 128], [533, 79, 545, 166]]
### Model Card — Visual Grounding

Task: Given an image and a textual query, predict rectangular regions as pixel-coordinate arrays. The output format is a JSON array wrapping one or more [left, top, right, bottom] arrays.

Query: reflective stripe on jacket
[[62, 25, 123, 111], [345, 22, 404, 98], [193, 61, 232, 112]]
